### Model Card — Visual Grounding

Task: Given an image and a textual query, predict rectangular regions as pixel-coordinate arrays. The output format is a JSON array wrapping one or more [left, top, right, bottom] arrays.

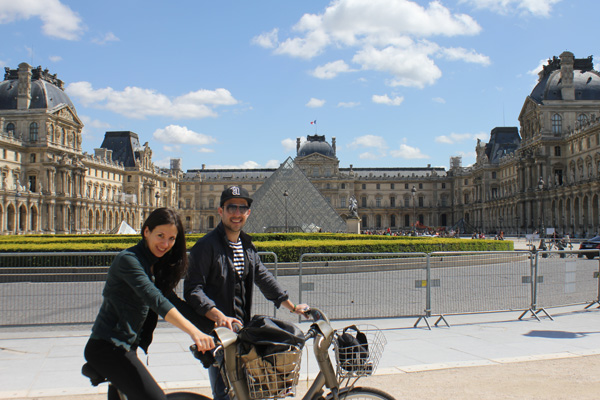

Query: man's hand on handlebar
[[216, 315, 243, 331], [292, 303, 311, 318], [190, 330, 215, 353]]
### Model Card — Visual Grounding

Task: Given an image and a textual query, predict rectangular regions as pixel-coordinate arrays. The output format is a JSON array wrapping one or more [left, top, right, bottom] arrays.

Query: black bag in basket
[[336, 325, 369, 371], [237, 315, 305, 357]]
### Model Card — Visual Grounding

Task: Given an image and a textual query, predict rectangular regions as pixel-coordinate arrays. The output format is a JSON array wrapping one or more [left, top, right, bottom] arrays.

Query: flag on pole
[[310, 120, 317, 125]]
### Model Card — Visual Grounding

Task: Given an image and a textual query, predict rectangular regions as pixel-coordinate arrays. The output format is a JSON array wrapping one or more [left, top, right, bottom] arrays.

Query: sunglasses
[[225, 204, 250, 214]]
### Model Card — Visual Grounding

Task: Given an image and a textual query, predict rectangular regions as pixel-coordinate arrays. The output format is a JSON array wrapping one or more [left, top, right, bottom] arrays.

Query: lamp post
[[283, 190, 289, 233], [538, 177, 545, 237], [516, 215, 520, 238], [14, 187, 21, 235], [411, 186, 417, 235]]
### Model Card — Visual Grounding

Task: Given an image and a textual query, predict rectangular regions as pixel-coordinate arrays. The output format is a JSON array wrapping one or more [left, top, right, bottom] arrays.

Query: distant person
[[185, 186, 309, 400], [84, 208, 214, 400]]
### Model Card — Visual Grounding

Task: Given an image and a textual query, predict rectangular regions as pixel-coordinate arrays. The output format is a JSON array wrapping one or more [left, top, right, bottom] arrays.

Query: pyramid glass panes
[[245, 157, 346, 233]]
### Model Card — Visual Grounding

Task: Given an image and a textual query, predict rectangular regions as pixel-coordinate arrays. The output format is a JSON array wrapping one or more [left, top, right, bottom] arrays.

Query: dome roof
[[0, 64, 75, 111], [298, 135, 335, 157], [530, 54, 600, 102]]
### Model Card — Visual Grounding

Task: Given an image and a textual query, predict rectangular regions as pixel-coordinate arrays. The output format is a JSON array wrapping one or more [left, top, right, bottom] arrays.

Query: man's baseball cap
[[220, 186, 253, 207]]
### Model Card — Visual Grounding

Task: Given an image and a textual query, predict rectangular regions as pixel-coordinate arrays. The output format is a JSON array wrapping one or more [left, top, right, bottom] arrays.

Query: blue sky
[[0, 0, 594, 171]]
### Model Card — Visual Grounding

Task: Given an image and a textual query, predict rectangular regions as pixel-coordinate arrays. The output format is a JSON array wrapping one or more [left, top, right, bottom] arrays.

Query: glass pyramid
[[245, 157, 346, 233]]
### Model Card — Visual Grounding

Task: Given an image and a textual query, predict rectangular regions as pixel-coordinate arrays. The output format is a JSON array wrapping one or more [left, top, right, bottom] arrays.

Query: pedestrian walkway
[[1, 303, 599, 399]]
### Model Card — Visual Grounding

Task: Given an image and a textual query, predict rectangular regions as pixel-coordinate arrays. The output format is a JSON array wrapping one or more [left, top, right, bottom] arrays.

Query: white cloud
[[432, 97, 446, 104], [435, 132, 478, 144], [66, 81, 238, 119], [257, 0, 485, 87], [337, 101, 360, 108], [439, 47, 490, 65], [206, 160, 278, 169], [306, 98, 325, 108], [251, 28, 279, 49], [355, 44, 442, 88], [389, 143, 429, 159], [79, 115, 110, 129], [349, 135, 388, 158], [0, 0, 85, 40], [49, 55, 62, 62], [311, 60, 353, 79], [372, 94, 404, 106], [92, 32, 119, 45], [153, 125, 217, 147], [460, 0, 561, 17]]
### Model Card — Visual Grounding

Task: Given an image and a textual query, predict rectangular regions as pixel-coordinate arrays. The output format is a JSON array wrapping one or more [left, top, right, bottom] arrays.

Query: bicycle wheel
[[166, 392, 211, 400], [326, 386, 396, 400]]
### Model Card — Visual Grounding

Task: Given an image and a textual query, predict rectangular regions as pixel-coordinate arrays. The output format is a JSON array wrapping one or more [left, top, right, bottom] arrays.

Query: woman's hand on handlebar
[[292, 303, 311, 318], [190, 330, 215, 353]]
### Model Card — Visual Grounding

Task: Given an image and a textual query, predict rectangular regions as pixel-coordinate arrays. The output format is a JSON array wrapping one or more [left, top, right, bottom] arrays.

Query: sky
[[0, 0, 596, 172]]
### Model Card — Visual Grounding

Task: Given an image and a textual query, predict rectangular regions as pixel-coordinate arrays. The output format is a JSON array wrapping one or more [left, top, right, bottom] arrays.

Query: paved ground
[[2, 237, 600, 399]]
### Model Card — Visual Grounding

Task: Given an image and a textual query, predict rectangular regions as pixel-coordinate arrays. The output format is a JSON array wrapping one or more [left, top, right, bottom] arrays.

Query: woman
[[84, 208, 214, 400]]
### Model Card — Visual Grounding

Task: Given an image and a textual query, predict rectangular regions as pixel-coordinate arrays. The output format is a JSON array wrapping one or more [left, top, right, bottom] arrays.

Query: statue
[[348, 196, 359, 218]]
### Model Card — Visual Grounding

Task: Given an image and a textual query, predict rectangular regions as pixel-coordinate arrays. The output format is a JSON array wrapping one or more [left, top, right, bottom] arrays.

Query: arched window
[[552, 114, 562, 134], [577, 113, 589, 128], [6, 122, 15, 136], [29, 122, 38, 142]]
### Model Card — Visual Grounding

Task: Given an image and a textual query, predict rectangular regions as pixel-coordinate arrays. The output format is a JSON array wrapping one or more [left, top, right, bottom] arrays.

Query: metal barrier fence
[[1, 250, 599, 327]]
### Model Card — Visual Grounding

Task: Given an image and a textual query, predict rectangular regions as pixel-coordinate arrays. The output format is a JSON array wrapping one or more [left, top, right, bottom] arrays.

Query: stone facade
[[1, 52, 600, 237]]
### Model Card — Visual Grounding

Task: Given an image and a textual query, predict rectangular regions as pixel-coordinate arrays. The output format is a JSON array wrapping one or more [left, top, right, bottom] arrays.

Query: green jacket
[[90, 240, 174, 351]]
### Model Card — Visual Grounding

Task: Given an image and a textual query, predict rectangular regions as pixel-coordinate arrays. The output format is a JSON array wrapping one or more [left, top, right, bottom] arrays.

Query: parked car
[[578, 236, 600, 259]]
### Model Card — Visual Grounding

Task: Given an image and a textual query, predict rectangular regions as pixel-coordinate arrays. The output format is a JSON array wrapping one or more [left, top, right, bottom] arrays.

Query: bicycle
[[83, 307, 395, 399]]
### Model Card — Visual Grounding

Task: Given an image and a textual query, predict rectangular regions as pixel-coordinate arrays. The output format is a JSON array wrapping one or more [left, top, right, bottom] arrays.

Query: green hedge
[[0, 234, 513, 261]]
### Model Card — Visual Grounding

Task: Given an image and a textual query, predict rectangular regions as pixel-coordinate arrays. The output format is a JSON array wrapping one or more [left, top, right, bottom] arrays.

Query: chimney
[[17, 63, 32, 110], [560, 51, 575, 101], [296, 138, 301, 154], [332, 137, 336, 155]]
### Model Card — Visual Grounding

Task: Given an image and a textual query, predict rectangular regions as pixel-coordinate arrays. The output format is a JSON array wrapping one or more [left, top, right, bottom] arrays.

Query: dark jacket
[[90, 240, 174, 352], [184, 222, 289, 325]]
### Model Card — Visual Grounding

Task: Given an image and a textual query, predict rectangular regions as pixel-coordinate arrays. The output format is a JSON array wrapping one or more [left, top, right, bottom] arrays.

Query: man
[[184, 186, 308, 400]]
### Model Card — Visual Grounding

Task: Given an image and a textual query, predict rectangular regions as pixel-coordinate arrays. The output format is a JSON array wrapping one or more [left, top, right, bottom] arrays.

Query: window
[[390, 183, 395, 189], [341, 183, 346, 189], [362, 184, 366, 190], [185, 198, 191, 208], [418, 197, 423, 207], [577, 113, 589, 128], [361, 196, 367, 207], [418, 183, 423, 189], [552, 113, 562, 134], [554, 146, 561, 156], [6, 122, 15, 136], [441, 183, 446, 189], [29, 122, 38, 142], [313, 167, 319, 176], [340, 197, 346, 208], [28, 176, 36, 192], [30, 154, 36, 163], [404, 183, 409, 189], [404, 197, 410, 207], [390, 214, 396, 227], [376, 184, 380, 190], [376, 197, 381, 207], [464, 179, 468, 185], [390, 197, 395, 207], [492, 172, 496, 179], [491, 188, 498, 198], [376, 215, 382, 227], [127, 175, 131, 182], [209, 198, 214, 208]]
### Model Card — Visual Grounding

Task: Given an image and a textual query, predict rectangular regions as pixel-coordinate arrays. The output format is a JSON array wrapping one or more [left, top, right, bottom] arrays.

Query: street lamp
[[515, 215, 520, 238], [283, 190, 289, 233], [538, 177, 545, 237], [411, 186, 417, 235], [14, 187, 21, 235]]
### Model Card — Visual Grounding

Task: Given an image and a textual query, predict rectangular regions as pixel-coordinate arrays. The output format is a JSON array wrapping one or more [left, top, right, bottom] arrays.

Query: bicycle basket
[[333, 324, 386, 378], [240, 345, 302, 399]]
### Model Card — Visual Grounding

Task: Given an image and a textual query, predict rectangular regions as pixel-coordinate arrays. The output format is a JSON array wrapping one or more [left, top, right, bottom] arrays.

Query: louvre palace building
[[1, 51, 600, 237]]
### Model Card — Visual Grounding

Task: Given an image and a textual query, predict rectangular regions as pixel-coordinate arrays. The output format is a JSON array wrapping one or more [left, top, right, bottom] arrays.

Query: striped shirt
[[229, 238, 244, 277]]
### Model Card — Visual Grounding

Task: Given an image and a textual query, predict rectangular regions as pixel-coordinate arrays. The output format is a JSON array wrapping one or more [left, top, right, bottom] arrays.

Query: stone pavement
[[2, 238, 600, 399]]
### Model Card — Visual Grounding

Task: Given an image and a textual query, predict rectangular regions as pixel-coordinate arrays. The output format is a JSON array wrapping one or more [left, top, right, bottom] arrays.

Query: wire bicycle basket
[[240, 346, 302, 399], [333, 324, 386, 379]]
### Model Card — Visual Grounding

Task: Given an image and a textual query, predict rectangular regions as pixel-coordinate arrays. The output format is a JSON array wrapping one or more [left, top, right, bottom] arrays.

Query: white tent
[[112, 221, 138, 234]]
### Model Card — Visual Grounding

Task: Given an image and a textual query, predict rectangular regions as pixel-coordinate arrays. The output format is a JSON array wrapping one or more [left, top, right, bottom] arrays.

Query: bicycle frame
[[211, 308, 346, 400]]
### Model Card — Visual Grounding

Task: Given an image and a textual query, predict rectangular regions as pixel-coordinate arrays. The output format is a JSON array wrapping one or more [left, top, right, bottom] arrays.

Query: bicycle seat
[[81, 363, 107, 386]]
